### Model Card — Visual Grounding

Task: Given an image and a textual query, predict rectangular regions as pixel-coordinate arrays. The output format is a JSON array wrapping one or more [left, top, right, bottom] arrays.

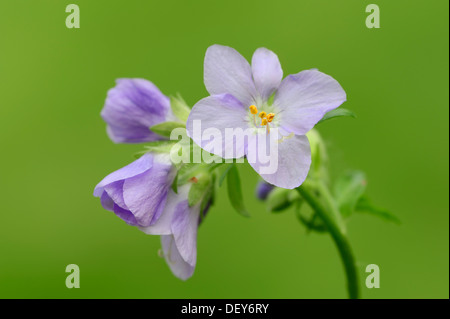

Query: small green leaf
[[218, 164, 233, 187], [226, 165, 250, 217], [150, 121, 186, 138], [170, 95, 191, 123], [188, 173, 212, 207], [334, 170, 366, 217], [207, 162, 223, 172], [355, 196, 401, 224], [318, 108, 356, 124]]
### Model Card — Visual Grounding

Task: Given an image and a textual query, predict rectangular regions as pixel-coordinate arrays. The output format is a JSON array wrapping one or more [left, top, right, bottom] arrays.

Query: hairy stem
[[297, 182, 360, 299]]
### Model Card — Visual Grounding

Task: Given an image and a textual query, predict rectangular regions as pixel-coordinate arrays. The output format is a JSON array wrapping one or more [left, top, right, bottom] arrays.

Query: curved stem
[[297, 182, 360, 299]]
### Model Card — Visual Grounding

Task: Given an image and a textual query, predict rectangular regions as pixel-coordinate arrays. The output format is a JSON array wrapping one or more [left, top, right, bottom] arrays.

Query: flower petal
[[204, 45, 257, 106], [161, 235, 195, 280], [274, 70, 346, 135], [251, 48, 283, 101], [103, 180, 128, 210], [138, 185, 191, 235], [170, 201, 201, 267], [101, 78, 171, 143], [100, 191, 114, 211], [113, 204, 139, 226], [93, 153, 153, 197], [122, 155, 175, 227], [186, 94, 249, 159], [246, 130, 311, 189]]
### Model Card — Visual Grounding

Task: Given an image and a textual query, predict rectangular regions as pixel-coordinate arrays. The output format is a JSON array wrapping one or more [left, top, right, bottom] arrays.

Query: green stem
[[297, 182, 360, 299]]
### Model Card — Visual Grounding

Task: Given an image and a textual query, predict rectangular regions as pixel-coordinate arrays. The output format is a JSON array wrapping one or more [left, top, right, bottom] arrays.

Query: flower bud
[[255, 181, 275, 200], [266, 187, 299, 213]]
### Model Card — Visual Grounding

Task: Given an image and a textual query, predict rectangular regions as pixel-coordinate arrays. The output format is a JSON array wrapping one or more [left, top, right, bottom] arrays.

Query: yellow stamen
[[189, 176, 198, 183], [259, 111, 267, 119], [249, 105, 258, 114], [267, 113, 275, 122], [261, 118, 268, 126], [278, 132, 295, 143]]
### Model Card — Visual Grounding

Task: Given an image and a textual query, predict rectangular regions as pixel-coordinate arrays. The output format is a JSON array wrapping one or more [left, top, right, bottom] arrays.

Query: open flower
[[139, 184, 205, 280], [187, 45, 346, 189], [93, 153, 176, 227], [101, 78, 173, 143], [94, 153, 211, 280]]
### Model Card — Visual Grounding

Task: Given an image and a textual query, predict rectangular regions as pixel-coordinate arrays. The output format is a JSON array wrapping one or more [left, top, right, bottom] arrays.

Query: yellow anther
[[189, 177, 198, 183], [259, 111, 267, 119], [267, 113, 275, 122], [261, 118, 268, 126], [249, 105, 258, 115]]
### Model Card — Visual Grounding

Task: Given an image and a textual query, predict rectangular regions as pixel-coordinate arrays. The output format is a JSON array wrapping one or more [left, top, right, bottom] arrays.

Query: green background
[[0, 0, 448, 298]]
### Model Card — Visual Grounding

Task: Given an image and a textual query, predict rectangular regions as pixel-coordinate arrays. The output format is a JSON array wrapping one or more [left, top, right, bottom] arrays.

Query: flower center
[[248, 105, 275, 133]]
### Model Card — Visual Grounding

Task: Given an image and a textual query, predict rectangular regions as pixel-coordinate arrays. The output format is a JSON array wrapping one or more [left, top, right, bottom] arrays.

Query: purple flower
[[139, 184, 204, 280], [101, 78, 174, 143], [94, 154, 210, 280], [93, 153, 177, 227], [187, 45, 346, 189]]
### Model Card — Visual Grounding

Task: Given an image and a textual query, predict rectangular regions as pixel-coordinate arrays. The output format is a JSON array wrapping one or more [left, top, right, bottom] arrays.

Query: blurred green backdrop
[[0, 0, 448, 298]]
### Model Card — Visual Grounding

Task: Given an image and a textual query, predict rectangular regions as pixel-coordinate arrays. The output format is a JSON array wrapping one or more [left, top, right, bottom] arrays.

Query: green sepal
[[171, 171, 179, 194], [318, 108, 356, 124], [198, 173, 216, 223], [226, 165, 250, 217], [133, 140, 178, 158], [145, 140, 178, 153], [175, 162, 215, 193], [150, 121, 186, 138], [177, 163, 204, 185], [306, 129, 329, 183], [334, 170, 366, 217], [170, 94, 191, 123], [188, 172, 212, 207]]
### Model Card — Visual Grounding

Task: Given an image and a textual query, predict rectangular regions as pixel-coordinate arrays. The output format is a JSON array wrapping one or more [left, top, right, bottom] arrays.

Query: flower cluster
[[187, 45, 346, 189], [94, 45, 347, 280], [94, 78, 207, 280]]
